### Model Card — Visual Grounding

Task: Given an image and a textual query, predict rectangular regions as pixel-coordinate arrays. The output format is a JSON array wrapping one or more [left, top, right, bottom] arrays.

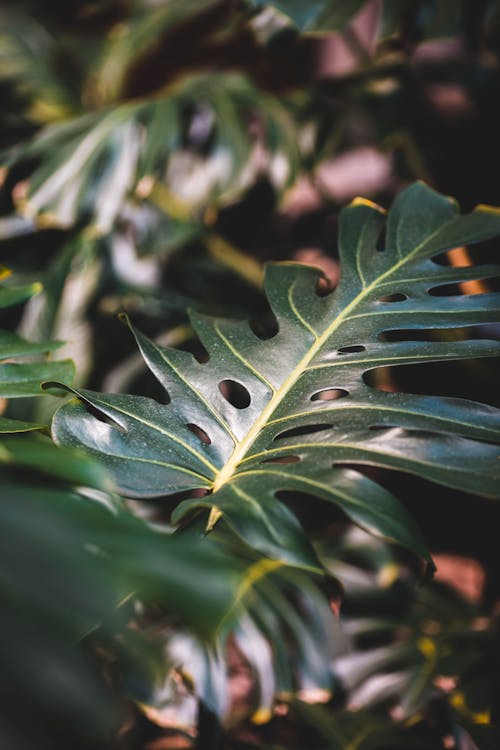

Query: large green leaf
[[51, 183, 500, 571]]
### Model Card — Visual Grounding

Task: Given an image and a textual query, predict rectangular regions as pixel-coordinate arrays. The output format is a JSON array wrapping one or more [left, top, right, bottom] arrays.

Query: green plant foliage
[[136, 543, 338, 729], [0, 270, 74, 432], [228, 526, 499, 749], [0, 424, 338, 747], [1, 267, 342, 745], [50, 183, 500, 574], [5, 72, 298, 234], [0, 474, 243, 747], [323, 528, 492, 722], [4, 1, 500, 746]]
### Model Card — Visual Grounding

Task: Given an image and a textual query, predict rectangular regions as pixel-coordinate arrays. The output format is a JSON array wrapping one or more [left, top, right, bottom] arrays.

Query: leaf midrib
[[211, 231, 444, 493]]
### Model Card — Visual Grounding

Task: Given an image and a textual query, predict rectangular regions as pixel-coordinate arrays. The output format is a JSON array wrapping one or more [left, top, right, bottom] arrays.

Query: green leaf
[[0, 433, 110, 489], [0, 416, 45, 433], [0, 359, 74, 397], [0, 279, 42, 308], [51, 183, 500, 572], [0, 474, 272, 747], [7, 73, 299, 234], [0, 277, 75, 431], [96, 0, 236, 101], [138, 545, 338, 726]]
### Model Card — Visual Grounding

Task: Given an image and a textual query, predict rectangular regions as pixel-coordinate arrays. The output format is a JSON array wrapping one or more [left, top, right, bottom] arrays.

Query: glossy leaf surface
[[52, 183, 500, 570]]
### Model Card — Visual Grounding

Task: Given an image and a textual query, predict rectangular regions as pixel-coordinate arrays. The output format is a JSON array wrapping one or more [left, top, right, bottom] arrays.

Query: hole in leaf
[[311, 388, 348, 401], [315, 274, 335, 297], [380, 328, 467, 342], [428, 283, 461, 297], [219, 379, 251, 409], [262, 455, 301, 464], [186, 423, 211, 445], [376, 226, 386, 253], [192, 342, 209, 364], [378, 292, 407, 303], [274, 424, 333, 441], [249, 316, 279, 339], [337, 345, 366, 355], [249, 304, 279, 340]]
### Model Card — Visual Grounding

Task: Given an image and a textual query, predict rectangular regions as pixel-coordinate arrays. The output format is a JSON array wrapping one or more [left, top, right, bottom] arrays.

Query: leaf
[[51, 183, 500, 572], [0, 359, 74, 398], [0, 472, 270, 748], [0, 277, 74, 432], [0, 416, 45, 433], [95, 0, 235, 102], [0, 433, 110, 489], [1, 409, 337, 743], [6, 73, 299, 234], [135, 539, 339, 728], [0, 278, 42, 308]]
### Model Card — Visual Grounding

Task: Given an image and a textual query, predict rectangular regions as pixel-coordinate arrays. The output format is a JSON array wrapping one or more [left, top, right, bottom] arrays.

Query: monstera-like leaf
[[50, 183, 500, 571]]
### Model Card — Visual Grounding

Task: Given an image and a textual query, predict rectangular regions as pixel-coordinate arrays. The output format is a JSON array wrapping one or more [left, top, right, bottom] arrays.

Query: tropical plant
[[49, 182, 500, 571], [1, 274, 333, 748], [43, 182, 500, 746]]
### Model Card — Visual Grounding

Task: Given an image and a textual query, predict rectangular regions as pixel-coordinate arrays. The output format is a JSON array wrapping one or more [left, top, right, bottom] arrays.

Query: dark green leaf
[[51, 184, 500, 572]]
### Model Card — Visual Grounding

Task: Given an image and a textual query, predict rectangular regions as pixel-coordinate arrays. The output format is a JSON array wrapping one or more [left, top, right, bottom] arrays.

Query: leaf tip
[[117, 311, 131, 327], [0, 267, 12, 282], [349, 196, 386, 214]]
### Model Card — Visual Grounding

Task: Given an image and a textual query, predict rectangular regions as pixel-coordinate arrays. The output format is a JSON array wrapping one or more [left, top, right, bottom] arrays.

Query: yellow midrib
[[211, 273, 389, 492], [209, 220, 449, 498]]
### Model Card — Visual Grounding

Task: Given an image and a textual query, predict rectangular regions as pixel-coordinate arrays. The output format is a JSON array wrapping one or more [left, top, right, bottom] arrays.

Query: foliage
[[1, 273, 334, 747], [0, 270, 73, 430], [50, 183, 500, 574], [2, 1, 500, 749]]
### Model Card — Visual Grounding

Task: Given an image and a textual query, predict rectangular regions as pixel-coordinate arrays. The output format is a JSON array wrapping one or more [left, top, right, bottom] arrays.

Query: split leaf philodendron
[[48, 183, 500, 572]]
